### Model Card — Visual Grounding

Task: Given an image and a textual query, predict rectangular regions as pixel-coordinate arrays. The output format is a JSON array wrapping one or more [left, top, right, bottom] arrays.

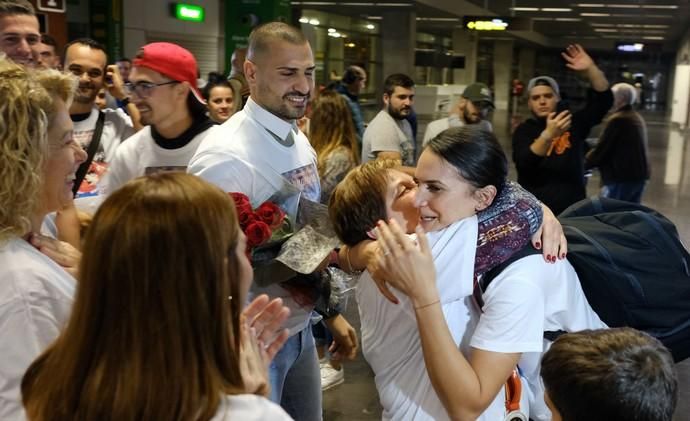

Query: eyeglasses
[[124, 81, 179, 98]]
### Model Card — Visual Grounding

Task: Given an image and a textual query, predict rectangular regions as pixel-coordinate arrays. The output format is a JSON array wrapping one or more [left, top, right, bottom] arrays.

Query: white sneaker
[[320, 363, 344, 391]]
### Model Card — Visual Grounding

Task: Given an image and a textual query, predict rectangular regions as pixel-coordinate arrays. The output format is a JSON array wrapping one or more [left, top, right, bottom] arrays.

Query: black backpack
[[480, 197, 690, 362]]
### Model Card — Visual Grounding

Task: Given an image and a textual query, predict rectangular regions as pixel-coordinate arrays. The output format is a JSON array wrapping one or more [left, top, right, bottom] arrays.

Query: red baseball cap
[[133, 42, 205, 106]]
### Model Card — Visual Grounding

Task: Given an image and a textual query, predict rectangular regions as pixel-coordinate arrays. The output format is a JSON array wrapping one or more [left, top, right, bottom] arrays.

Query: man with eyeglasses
[[63, 38, 136, 198], [0, 0, 39, 66], [422, 82, 495, 146], [103, 42, 214, 194]]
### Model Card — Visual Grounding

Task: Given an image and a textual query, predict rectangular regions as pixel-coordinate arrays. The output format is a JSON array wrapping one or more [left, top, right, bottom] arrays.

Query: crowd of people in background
[[0, 0, 677, 420]]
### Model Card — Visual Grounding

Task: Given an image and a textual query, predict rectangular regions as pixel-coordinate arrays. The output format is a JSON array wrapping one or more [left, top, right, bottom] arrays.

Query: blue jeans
[[269, 325, 322, 421], [601, 181, 646, 204]]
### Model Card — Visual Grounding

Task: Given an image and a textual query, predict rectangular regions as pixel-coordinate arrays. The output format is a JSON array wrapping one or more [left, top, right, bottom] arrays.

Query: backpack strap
[[473, 245, 566, 343], [72, 110, 105, 196], [478, 245, 542, 296]]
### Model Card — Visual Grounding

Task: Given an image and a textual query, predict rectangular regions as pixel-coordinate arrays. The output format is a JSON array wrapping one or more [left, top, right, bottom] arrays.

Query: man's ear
[[456, 98, 467, 113], [474, 185, 497, 212], [244, 59, 257, 85], [177, 81, 192, 100], [382, 92, 390, 107]]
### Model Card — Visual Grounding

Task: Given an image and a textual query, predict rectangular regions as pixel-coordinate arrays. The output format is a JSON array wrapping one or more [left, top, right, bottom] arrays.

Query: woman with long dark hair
[[374, 127, 605, 421]]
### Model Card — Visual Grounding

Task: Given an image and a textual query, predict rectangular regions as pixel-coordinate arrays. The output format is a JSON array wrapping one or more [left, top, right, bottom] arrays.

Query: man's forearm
[[586, 65, 609, 92], [529, 130, 553, 157]]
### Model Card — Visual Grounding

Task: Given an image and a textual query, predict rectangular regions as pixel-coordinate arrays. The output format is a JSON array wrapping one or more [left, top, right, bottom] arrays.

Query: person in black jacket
[[512, 44, 613, 215], [585, 83, 650, 203]]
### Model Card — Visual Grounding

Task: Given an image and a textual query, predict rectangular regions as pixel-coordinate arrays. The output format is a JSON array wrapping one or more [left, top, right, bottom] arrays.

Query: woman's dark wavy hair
[[425, 126, 508, 195], [202, 71, 232, 100]]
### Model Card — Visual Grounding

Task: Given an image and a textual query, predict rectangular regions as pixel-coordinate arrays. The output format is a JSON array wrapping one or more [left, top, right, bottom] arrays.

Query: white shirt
[[362, 110, 415, 166], [189, 98, 321, 336], [72, 107, 135, 197], [422, 115, 493, 146], [211, 394, 293, 420], [357, 217, 523, 420], [472, 255, 607, 421], [102, 124, 213, 194], [0, 237, 76, 420]]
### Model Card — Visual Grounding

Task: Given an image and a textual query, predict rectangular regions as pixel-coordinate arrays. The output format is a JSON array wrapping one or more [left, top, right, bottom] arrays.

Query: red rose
[[245, 220, 272, 247], [236, 203, 255, 229], [256, 202, 285, 229], [230, 192, 250, 207]]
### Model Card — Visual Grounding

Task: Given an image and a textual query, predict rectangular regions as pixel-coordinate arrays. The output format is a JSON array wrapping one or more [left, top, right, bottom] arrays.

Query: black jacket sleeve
[[586, 117, 622, 169], [572, 88, 614, 144]]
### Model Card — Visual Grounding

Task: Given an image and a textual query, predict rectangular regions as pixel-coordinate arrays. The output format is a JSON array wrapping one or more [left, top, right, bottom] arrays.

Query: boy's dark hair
[[40, 33, 57, 48], [61, 38, 108, 66], [342, 65, 365, 85], [383, 73, 414, 97], [541, 327, 678, 421]]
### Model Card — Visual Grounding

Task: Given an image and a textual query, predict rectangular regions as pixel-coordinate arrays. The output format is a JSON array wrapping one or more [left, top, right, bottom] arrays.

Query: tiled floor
[[322, 109, 690, 420]]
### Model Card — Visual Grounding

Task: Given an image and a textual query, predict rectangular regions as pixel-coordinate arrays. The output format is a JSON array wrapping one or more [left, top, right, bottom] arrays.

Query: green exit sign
[[173, 3, 204, 22]]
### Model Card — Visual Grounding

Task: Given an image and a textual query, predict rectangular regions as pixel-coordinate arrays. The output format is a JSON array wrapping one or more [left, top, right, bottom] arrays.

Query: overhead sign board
[[462, 16, 531, 31], [463, 16, 509, 31], [37, 0, 66, 13], [172, 3, 205, 22]]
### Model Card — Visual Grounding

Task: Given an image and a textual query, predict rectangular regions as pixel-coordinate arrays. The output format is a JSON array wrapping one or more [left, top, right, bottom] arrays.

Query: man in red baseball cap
[[102, 42, 215, 193]]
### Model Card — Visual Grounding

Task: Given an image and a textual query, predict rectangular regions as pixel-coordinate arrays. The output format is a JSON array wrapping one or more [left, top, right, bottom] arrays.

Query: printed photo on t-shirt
[[282, 163, 320, 202], [144, 166, 188, 175], [74, 128, 108, 198]]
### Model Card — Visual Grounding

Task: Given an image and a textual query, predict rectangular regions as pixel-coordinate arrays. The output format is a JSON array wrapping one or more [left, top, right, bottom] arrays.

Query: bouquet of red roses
[[230, 192, 293, 258]]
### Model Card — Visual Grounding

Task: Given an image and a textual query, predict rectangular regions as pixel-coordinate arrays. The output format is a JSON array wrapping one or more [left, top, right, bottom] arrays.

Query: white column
[[451, 28, 478, 85], [492, 40, 514, 111]]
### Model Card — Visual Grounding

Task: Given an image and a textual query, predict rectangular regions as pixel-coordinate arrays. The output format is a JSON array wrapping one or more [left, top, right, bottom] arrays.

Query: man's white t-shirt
[[72, 107, 135, 197], [0, 237, 75, 420], [362, 110, 415, 166], [102, 123, 213, 194], [189, 98, 321, 336], [211, 394, 293, 420], [472, 255, 607, 421], [422, 115, 493, 146]]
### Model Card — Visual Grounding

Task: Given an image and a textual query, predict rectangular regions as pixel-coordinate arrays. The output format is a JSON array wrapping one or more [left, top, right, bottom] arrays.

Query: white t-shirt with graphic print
[[189, 98, 321, 336], [72, 107, 135, 197], [102, 124, 213, 194]]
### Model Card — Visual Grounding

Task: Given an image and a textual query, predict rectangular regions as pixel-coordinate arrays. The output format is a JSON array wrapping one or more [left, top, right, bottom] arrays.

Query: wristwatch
[[120, 97, 131, 107]]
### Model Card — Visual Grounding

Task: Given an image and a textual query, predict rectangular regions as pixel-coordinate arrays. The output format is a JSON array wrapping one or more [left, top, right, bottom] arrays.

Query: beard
[[388, 104, 411, 120], [73, 83, 99, 104], [257, 84, 310, 120], [462, 106, 480, 124]]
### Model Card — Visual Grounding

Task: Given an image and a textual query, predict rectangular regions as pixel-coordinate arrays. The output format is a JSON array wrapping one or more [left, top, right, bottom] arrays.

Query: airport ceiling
[[291, 0, 690, 49]]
